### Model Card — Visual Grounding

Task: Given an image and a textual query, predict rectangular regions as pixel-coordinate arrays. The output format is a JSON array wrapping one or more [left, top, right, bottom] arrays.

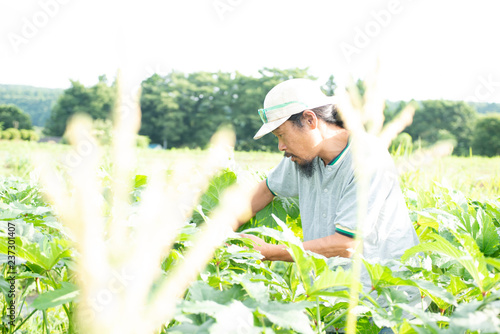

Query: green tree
[[405, 100, 477, 156], [140, 71, 235, 148], [140, 72, 191, 147], [471, 114, 500, 156], [44, 77, 117, 136], [383, 100, 412, 125], [179, 71, 234, 148], [321, 75, 337, 96], [0, 104, 32, 130], [139, 67, 319, 151]]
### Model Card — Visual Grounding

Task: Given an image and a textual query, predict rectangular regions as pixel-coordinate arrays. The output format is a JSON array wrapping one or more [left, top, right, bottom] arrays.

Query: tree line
[[1, 68, 499, 156], [0, 84, 62, 127]]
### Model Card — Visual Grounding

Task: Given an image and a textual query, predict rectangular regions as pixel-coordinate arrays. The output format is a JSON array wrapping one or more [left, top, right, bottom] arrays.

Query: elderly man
[[239, 79, 420, 331]]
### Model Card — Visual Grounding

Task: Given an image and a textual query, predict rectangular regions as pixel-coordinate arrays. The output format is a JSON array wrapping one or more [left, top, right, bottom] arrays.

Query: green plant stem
[[215, 263, 222, 291], [259, 315, 266, 329], [316, 296, 322, 334], [46, 270, 72, 327], [43, 310, 49, 334], [12, 309, 37, 333], [323, 309, 348, 331], [16, 281, 31, 319], [421, 293, 425, 312], [359, 292, 379, 308], [46, 270, 59, 289]]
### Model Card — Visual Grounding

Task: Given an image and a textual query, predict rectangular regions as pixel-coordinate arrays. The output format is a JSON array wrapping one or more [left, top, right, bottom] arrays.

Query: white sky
[[1, 0, 500, 103]]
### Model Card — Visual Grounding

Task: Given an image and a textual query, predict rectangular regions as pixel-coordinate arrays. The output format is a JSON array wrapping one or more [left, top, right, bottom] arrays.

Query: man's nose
[[278, 140, 286, 151]]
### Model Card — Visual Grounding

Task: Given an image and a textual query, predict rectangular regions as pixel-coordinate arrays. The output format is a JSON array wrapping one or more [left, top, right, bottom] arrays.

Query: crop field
[[0, 139, 499, 333]]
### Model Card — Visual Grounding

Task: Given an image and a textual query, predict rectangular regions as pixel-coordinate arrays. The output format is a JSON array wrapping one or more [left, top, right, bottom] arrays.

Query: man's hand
[[240, 231, 357, 262], [240, 233, 293, 262], [240, 234, 271, 259]]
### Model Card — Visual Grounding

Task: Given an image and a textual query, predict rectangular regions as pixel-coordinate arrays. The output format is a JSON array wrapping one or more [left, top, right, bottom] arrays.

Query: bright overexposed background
[[1, 0, 499, 103]]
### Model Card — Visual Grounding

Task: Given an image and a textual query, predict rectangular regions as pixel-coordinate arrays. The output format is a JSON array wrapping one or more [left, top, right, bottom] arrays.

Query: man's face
[[272, 120, 317, 177]]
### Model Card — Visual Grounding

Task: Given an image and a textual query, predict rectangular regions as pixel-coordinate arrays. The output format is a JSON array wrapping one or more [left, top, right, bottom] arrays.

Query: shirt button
[[322, 213, 326, 218], [323, 188, 328, 193]]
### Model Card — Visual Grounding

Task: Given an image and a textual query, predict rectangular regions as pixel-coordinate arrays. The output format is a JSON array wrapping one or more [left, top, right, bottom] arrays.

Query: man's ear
[[302, 110, 318, 129]]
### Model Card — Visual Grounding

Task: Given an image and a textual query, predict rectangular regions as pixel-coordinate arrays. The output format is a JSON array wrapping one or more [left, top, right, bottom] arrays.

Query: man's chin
[[296, 158, 316, 178]]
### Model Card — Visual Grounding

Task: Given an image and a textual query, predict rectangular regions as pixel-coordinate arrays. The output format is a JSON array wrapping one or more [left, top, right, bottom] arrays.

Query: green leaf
[[0, 276, 10, 296], [134, 174, 148, 188], [181, 300, 226, 316], [31, 282, 79, 310], [413, 279, 457, 307], [0, 219, 38, 242], [447, 299, 500, 333], [192, 170, 237, 226], [188, 281, 244, 305], [258, 301, 314, 334], [402, 232, 488, 292], [242, 225, 302, 248], [363, 260, 456, 308], [210, 300, 259, 334], [286, 243, 354, 298], [168, 319, 215, 334], [253, 198, 288, 229], [395, 303, 445, 334], [309, 266, 353, 297], [0, 236, 73, 271], [475, 208, 500, 256], [486, 256, 500, 271], [447, 274, 469, 296], [15, 271, 47, 280], [363, 260, 414, 290], [238, 277, 269, 304]]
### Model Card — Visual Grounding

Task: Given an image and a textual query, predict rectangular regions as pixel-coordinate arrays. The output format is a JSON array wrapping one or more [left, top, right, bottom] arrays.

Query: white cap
[[254, 78, 336, 139]]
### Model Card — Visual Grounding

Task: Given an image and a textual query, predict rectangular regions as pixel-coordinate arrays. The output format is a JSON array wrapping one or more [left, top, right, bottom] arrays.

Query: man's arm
[[242, 232, 357, 261], [236, 179, 275, 228]]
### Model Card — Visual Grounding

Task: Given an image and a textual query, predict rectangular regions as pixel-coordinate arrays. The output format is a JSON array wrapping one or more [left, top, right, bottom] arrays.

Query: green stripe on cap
[[258, 101, 308, 124]]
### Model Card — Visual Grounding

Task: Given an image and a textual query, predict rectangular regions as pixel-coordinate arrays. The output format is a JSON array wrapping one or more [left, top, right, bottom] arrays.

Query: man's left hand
[[240, 233, 272, 260], [240, 233, 294, 262]]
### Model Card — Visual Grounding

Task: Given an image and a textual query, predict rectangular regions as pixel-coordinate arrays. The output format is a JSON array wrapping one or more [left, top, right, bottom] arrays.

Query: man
[[240, 78, 419, 298]]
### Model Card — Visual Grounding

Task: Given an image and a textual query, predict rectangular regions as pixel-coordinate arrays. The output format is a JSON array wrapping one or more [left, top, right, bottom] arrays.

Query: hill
[[0, 84, 63, 127], [386, 100, 500, 115], [467, 101, 500, 114]]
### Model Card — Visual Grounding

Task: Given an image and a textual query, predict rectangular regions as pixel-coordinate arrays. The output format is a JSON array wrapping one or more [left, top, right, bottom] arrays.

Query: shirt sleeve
[[266, 157, 300, 198]]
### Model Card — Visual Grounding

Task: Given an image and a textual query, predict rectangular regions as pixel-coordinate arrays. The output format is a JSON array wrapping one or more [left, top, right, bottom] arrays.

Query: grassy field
[[0, 140, 282, 177], [397, 155, 500, 200], [1, 140, 498, 200]]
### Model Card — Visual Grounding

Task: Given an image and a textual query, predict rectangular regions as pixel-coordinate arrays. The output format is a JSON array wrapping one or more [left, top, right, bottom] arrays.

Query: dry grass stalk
[[36, 72, 252, 334]]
